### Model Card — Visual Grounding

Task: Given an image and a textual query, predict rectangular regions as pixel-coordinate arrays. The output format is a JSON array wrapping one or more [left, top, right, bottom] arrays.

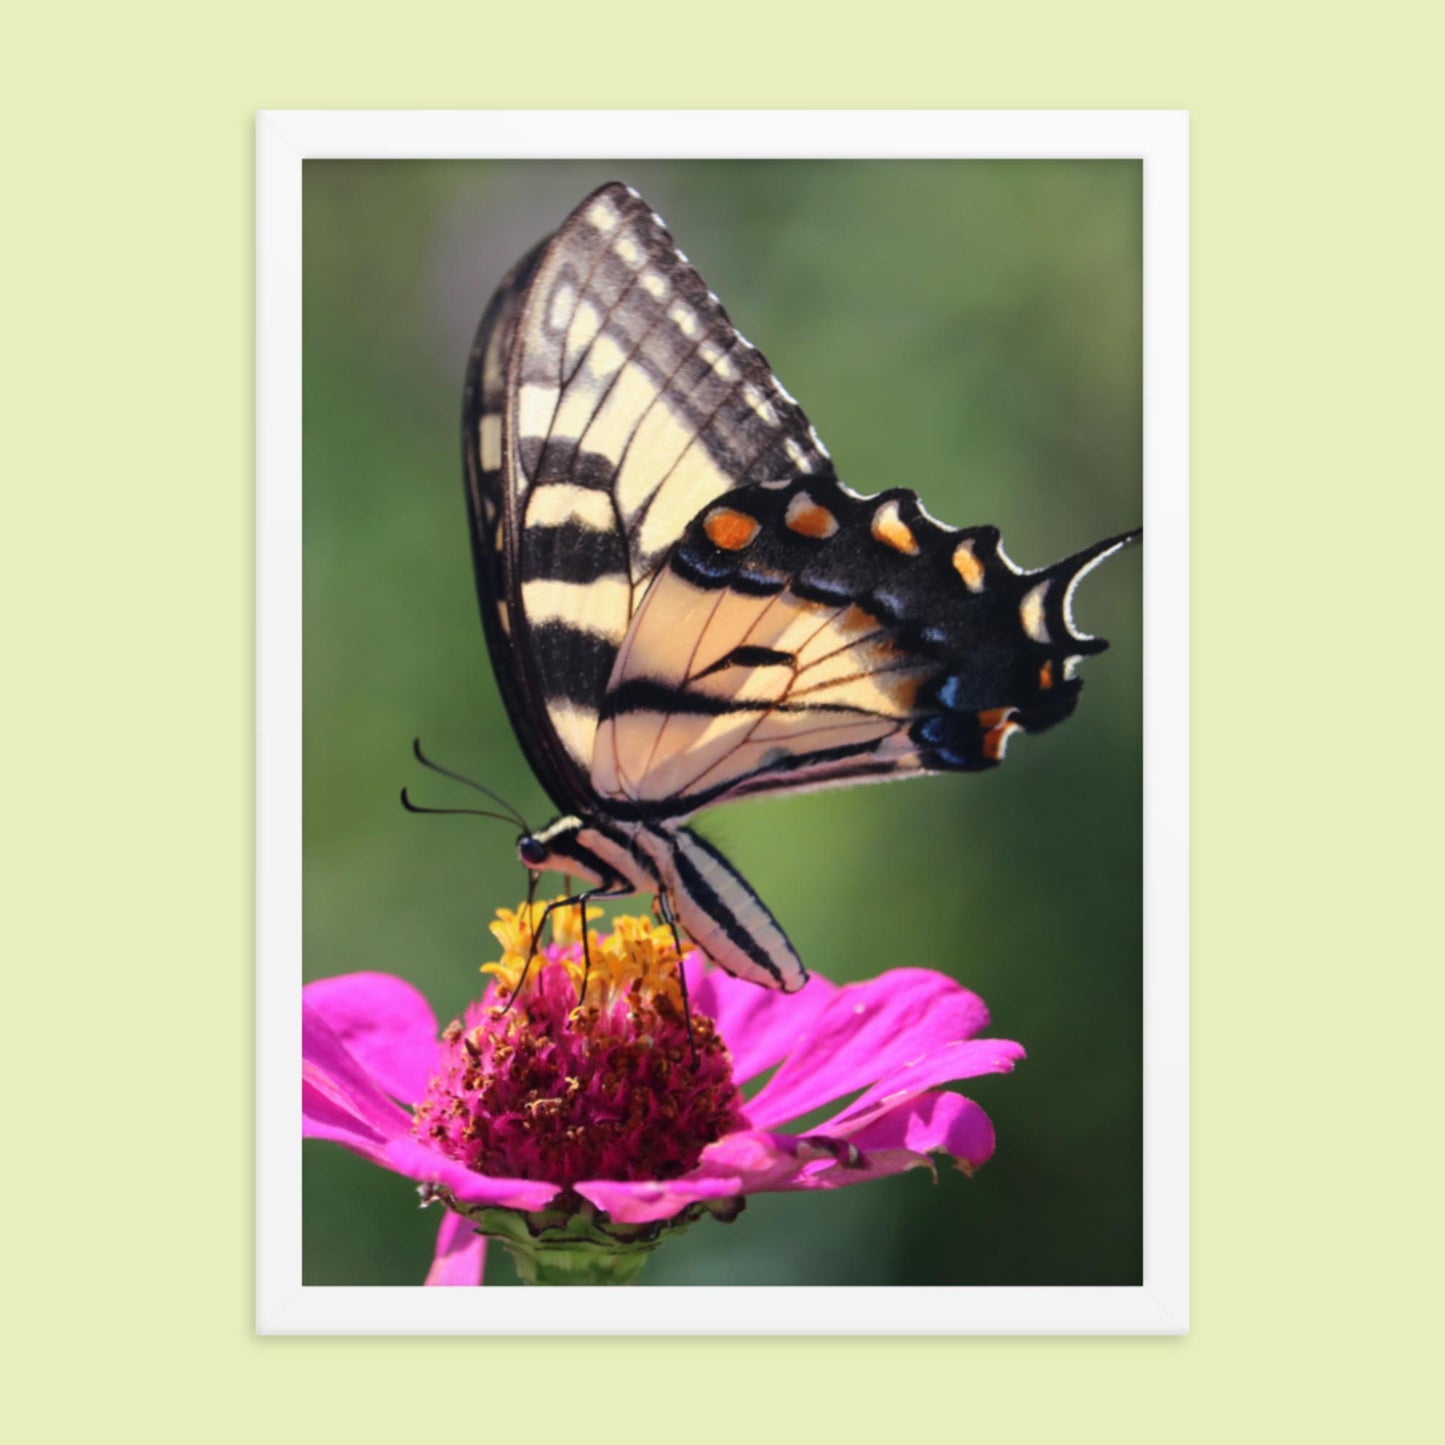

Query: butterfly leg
[[511, 884, 633, 1008], [566, 883, 632, 1005], [655, 889, 697, 1066]]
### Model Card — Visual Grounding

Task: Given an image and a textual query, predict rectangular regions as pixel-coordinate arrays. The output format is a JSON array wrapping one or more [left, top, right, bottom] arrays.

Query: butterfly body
[[514, 813, 807, 991], [464, 182, 1137, 995]]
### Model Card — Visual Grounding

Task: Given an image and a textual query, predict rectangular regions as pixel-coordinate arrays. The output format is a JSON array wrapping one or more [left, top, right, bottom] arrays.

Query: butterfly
[[459, 182, 1138, 995]]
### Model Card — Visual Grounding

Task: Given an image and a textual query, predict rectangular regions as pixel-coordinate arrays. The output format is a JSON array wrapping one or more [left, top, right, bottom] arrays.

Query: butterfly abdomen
[[634, 825, 808, 992]]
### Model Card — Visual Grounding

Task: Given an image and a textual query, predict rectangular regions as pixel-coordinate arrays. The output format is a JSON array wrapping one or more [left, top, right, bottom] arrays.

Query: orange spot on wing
[[1038, 661, 1054, 690], [704, 508, 761, 551], [871, 502, 919, 555], [952, 540, 985, 591], [785, 494, 839, 539], [983, 720, 1021, 762]]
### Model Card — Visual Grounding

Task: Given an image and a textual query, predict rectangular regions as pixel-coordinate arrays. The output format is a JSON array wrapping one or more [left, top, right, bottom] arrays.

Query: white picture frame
[[258, 109, 1188, 1335]]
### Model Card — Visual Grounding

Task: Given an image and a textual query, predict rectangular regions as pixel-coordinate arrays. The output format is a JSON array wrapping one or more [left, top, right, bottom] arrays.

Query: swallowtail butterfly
[[461, 183, 1138, 994]]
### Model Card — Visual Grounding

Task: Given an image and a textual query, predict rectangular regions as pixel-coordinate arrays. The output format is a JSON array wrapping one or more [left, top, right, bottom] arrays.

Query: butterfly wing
[[462, 237, 573, 806], [462, 182, 834, 812], [592, 472, 1138, 818]]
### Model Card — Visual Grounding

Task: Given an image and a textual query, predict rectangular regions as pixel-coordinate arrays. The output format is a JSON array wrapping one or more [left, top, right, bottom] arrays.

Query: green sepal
[[421, 1186, 745, 1286]]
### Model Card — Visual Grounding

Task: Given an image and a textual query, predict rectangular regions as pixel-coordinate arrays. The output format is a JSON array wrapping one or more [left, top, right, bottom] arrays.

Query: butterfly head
[[516, 815, 583, 872], [515, 815, 626, 893]]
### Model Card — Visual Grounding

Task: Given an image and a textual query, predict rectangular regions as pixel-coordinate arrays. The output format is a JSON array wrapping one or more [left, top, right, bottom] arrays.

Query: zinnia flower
[[304, 901, 1025, 1285]]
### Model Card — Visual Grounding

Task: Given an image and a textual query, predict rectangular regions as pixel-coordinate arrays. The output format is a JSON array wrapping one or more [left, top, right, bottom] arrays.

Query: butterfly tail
[[912, 525, 1140, 770], [1008, 526, 1141, 735]]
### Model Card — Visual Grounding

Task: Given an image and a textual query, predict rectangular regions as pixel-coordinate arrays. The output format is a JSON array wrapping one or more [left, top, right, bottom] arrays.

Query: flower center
[[413, 901, 747, 1187]]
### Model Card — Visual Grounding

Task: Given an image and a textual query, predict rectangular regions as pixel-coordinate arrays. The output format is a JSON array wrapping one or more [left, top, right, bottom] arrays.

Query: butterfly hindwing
[[464, 183, 833, 810], [592, 472, 1138, 817]]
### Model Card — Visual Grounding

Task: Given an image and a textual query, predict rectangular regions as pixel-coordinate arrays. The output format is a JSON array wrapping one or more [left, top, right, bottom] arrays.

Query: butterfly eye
[[518, 837, 548, 869]]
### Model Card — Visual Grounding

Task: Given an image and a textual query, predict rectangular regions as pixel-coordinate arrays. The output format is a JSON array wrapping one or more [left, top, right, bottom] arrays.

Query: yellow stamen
[[484, 897, 603, 972], [481, 900, 686, 1013]]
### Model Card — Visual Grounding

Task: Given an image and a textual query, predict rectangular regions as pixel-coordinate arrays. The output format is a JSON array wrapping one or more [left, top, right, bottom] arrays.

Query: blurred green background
[[302, 160, 1142, 1287]]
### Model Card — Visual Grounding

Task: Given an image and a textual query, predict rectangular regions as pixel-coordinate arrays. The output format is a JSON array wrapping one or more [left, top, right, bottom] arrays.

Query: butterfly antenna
[[400, 788, 521, 825], [411, 738, 531, 832]]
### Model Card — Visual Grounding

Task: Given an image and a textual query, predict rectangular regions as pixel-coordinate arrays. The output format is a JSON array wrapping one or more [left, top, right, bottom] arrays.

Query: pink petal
[[842, 1090, 997, 1172], [685, 955, 839, 1085], [304, 999, 562, 1211], [424, 1210, 486, 1287], [301, 1079, 393, 1163], [752, 1094, 1000, 1194], [379, 1136, 563, 1212], [578, 1088, 1004, 1223], [576, 1175, 744, 1224], [303, 972, 440, 1105], [746, 969, 994, 1128], [827, 1037, 1026, 1136], [577, 1129, 828, 1224], [302, 1003, 412, 1143]]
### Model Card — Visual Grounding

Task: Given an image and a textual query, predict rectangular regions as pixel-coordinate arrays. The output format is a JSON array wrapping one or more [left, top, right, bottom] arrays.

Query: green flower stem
[[506, 1242, 652, 1286]]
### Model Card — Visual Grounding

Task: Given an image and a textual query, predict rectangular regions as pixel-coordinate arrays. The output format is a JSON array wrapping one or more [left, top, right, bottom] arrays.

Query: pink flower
[[304, 903, 1025, 1285]]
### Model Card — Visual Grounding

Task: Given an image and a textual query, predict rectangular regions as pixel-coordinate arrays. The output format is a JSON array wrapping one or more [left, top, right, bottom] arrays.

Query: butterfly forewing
[[467, 182, 836, 808], [462, 239, 587, 809]]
